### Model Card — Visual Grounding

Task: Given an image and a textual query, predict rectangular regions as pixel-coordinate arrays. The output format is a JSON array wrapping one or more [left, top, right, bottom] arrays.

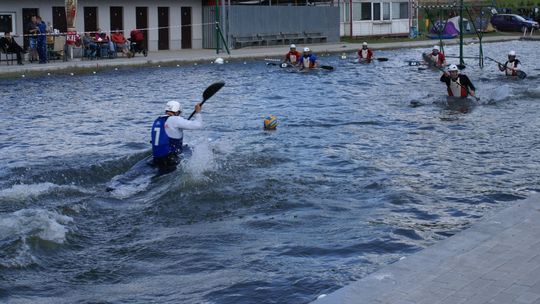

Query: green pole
[[215, 0, 220, 54], [459, 0, 464, 66], [216, 22, 230, 55]]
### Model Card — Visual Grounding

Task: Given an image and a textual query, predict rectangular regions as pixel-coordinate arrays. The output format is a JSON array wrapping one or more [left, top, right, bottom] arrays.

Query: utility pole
[[459, 0, 464, 67]]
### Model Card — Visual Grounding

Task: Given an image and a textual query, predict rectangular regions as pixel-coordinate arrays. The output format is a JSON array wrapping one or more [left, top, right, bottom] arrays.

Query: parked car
[[491, 14, 540, 32]]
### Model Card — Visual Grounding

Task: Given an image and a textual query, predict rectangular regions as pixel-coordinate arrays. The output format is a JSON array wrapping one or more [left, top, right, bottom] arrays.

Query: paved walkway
[[0, 35, 522, 78], [312, 193, 540, 304]]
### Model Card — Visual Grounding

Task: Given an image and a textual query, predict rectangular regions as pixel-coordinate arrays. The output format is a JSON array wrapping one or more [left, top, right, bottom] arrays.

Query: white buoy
[[214, 57, 224, 64], [114, 67, 118, 71], [21, 75, 25, 78], [70, 73, 74, 76], [194, 62, 198, 65], [93, 71, 96, 74], [176, 64, 180, 67], [158, 65, 161, 67], [47, 73, 51, 76], [243, 61, 247, 64]]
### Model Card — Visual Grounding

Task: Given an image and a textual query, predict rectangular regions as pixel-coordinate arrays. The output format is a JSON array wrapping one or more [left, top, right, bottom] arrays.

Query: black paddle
[[354, 57, 388, 63], [485, 56, 527, 79], [320, 65, 334, 71], [187, 81, 225, 120], [409, 60, 466, 70]]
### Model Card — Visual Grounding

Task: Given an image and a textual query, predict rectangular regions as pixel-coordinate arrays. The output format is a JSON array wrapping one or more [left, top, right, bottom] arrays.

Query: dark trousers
[[37, 39, 47, 63], [152, 153, 180, 175], [7, 48, 22, 64]]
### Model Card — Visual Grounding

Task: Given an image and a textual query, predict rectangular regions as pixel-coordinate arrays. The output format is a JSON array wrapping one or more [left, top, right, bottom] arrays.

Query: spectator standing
[[26, 15, 39, 62], [36, 16, 47, 63]]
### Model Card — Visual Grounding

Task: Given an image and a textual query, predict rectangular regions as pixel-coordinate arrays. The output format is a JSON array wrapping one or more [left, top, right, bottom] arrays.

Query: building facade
[[339, 0, 416, 37], [0, 0, 204, 51]]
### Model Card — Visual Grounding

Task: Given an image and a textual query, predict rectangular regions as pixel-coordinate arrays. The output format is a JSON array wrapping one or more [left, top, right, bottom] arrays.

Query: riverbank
[[0, 34, 523, 79], [312, 193, 540, 304]]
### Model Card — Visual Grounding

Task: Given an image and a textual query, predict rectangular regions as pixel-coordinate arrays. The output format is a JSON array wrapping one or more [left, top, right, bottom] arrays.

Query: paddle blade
[[320, 65, 334, 71], [202, 81, 225, 102], [188, 81, 225, 120], [376, 57, 389, 62], [517, 70, 527, 79], [457, 64, 466, 70]]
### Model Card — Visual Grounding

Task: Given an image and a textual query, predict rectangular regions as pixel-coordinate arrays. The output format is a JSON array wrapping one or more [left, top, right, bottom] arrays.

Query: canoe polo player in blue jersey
[[299, 47, 318, 69], [151, 100, 203, 169]]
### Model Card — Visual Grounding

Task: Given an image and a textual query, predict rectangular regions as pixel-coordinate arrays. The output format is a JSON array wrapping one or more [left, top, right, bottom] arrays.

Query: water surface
[[1, 41, 539, 303]]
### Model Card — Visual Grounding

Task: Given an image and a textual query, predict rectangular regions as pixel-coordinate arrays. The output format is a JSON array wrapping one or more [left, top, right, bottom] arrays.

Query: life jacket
[[428, 52, 444, 66], [151, 116, 183, 158], [504, 60, 519, 76], [286, 51, 300, 64], [358, 48, 372, 59], [447, 77, 467, 98], [301, 54, 316, 68]]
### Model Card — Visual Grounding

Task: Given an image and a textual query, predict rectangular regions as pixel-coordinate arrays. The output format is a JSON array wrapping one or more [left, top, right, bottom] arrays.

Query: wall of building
[[0, 0, 203, 50], [339, 0, 412, 37], [203, 5, 340, 49]]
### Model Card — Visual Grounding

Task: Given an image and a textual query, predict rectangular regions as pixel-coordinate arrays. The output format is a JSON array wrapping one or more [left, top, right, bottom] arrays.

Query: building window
[[0, 12, 15, 33], [373, 2, 380, 20], [352, 2, 361, 21], [400, 2, 408, 19], [392, 2, 408, 19], [383, 2, 390, 20], [342, 1, 350, 22], [361, 2, 371, 20]]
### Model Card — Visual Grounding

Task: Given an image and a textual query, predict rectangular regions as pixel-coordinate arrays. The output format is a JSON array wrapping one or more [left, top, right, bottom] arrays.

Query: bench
[[257, 33, 283, 46], [232, 35, 262, 49], [280, 32, 305, 45], [303, 31, 327, 44]]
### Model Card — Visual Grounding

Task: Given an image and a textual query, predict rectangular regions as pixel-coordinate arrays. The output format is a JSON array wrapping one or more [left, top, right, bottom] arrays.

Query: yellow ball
[[264, 115, 278, 130]]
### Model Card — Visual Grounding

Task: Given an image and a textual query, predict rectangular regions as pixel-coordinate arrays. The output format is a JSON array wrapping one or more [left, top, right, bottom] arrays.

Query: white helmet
[[290, 44, 296, 49], [448, 64, 459, 72], [362, 42, 368, 46], [433, 45, 440, 51], [165, 100, 182, 112], [304, 47, 310, 52], [508, 50, 516, 56]]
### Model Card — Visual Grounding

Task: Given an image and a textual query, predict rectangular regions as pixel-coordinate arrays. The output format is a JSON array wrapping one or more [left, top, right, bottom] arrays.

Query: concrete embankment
[[311, 193, 540, 304]]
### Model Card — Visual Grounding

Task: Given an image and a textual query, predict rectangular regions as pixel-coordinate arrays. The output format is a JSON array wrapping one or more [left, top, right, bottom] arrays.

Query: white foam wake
[[183, 139, 220, 181], [108, 174, 153, 199], [0, 182, 58, 201], [0, 208, 73, 244]]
